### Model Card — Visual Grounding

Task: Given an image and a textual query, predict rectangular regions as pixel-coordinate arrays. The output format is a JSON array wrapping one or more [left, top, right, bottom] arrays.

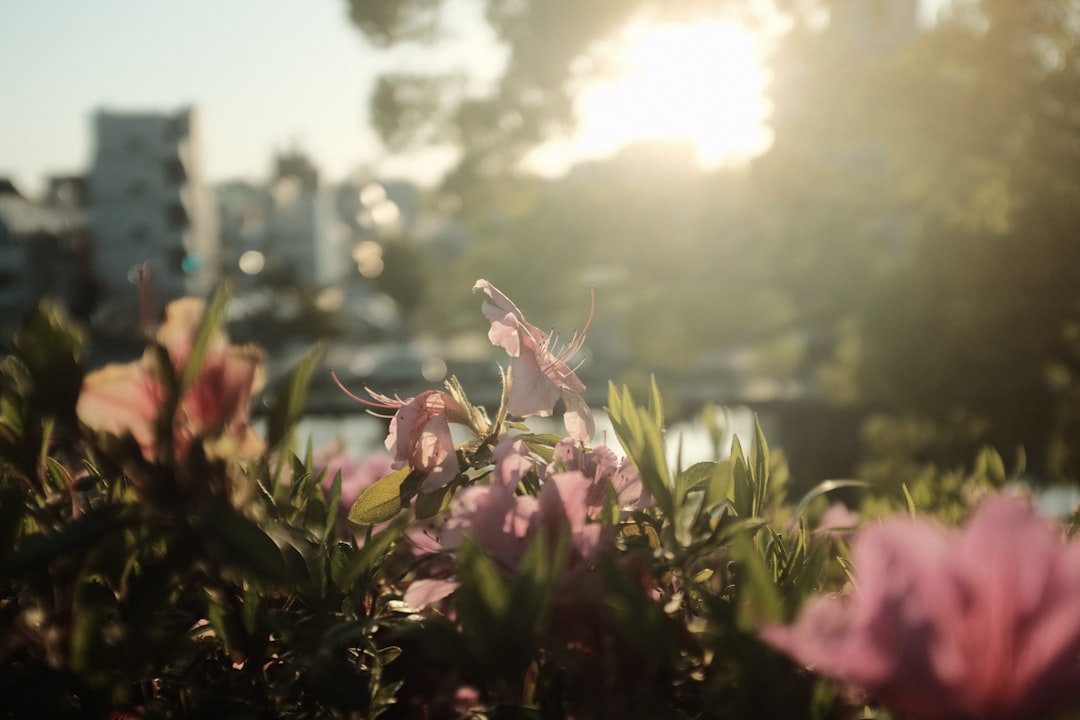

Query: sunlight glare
[[528, 20, 773, 174]]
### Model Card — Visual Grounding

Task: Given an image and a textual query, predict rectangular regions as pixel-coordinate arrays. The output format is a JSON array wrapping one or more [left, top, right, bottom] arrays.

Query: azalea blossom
[[760, 494, 1080, 720], [316, 440, 394, 531], [435, 469, 605, 578], [406, 441, 610, 610], [473, 279, 595, 444], [331, 380, 468, 492], [547, 438, 650, 517], [77, 298, 265, 462]]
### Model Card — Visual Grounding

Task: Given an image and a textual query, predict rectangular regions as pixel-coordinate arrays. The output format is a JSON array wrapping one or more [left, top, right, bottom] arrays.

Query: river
[[276, 406, 759, 467]]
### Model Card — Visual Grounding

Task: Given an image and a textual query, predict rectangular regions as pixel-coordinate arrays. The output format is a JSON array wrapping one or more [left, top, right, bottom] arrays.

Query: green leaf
[[338, 518, 405, 589], [901, 482, 918, 517], [289, 462, 314, 505], [197, 507, 290, 584], [792, 479, 868, 520], [457, 538, 510, 619], [70, 579, 116, 677], [606, 381, 673, 519], [323, 469, 343, 544], [0, 486, 25, 566], [12, 299, 85, 419], [44, 455, 73, 495], [414, 480, 456, 520], [348, 467, 414, 526], [3, 504, 129, 576], [675, 461, 716, 504], [205, 589, 246, 654], [378, 645, 403, 664], [178, 285, 231, 393], [974, 446, 1007, 486], [730, 436, 755, 518], [329, 541, 353, 589], [704, 459, 734, 512], [732, 532, 784, 631], [264, 344, 326, 450], [752, 415, 770, 516], [647, 374, 665, 432]]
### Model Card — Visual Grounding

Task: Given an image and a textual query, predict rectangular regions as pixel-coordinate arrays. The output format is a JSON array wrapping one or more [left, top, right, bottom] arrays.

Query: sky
[[0, 0, 503, 196], [1, 0, 949, 198]]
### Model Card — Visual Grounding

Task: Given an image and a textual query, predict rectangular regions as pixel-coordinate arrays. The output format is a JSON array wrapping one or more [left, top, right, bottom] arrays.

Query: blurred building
[[216, 180, 273, 285], [259, 149, 357, 288], [0, 178, 92, 341], [88, 107, 218, 333]]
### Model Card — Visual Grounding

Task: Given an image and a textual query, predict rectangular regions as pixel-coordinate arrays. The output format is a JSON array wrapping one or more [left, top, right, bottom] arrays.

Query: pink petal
[[403, 578, 459, 610], [493, 437, 535, 490], [561, 390, 595, 444], [505, 354, 562, 418], [77, 362, 162, 461]]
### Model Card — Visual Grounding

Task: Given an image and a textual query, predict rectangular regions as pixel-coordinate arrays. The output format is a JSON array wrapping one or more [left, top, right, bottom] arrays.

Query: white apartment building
[[89, 106, 218, 331]]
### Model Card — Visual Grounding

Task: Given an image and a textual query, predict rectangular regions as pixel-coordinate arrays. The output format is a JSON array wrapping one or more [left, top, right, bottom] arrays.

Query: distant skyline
[[1, 0, 504, 196], [2, 0, 949, 197]]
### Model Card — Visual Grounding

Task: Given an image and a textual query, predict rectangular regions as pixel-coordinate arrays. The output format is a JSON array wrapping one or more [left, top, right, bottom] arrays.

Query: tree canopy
[[347, 0, 1080, 483]]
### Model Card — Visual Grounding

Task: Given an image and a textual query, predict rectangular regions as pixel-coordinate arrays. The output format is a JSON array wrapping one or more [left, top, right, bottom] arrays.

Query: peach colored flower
[[761, 494, 1080, 720], [473, 279, 595, 444], [77, 298, 264, 462], [334, 383, 469, 492]]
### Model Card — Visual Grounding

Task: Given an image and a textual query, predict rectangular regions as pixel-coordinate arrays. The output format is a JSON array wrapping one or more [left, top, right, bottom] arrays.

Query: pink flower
[[316, 440, 394, 529], [406, 443, 610, 610], [473, 279, 595, 444], [332, 381, 468, 493], [760, 494, 1080, 720], [547, 438, 650, 517], [440, 466, 605, 578], [77, 298, 265, 462]]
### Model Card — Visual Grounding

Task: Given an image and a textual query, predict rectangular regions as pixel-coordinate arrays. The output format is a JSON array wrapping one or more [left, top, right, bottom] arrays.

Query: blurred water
[[278, 406, 758, 466], [264, 410, 1080, 520]]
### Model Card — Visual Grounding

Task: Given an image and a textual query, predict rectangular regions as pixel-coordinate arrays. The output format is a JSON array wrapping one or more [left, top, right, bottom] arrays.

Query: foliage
[[349, 0, 1080, 488], [2, 283, 1078, 719]]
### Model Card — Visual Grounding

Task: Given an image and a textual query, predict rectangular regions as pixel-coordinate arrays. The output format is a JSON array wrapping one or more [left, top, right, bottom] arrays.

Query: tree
[[347, 0, 1080, 483], [825, 0, 1080, 481]]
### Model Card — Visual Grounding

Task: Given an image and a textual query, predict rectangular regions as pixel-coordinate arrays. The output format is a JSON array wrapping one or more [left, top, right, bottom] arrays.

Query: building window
[[163, 157, 186, 183], [165, 114, 188, 141], [128, 225, 150, 244], [127, 179, 148, 198], [165, 202, 189, 231], [168, 245, 187, 274]]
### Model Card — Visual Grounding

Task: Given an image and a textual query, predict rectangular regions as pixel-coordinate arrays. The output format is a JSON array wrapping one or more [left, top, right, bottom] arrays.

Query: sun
[[526, 19, 773, 174]]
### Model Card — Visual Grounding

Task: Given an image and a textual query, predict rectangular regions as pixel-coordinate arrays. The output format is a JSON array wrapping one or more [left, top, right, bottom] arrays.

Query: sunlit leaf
[[704, 458, 734, 512], [792, 479, 868, 521], [348, 467, 413, 526], [647, 374, 664, 432], [731, 436, 755, 518], [675, 461, 716, 503], [752, 414, 770, 516], [607, 381, 674, 519]]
